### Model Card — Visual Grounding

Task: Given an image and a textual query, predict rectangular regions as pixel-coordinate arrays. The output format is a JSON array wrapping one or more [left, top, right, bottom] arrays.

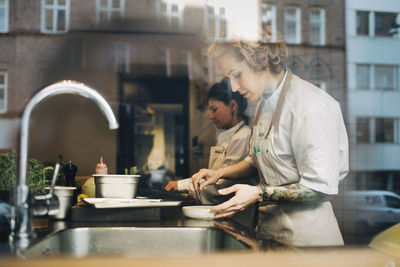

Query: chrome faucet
[[10, 80, 119, 251]]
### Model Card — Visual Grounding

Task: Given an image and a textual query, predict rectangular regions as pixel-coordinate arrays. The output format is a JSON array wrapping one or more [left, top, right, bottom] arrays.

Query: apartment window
[[356, 11, 369, 36], [375, 65, 398, 90], [0, 0, 9, 33], [41, 0, 70, 33], [0, 71, 7, 113], [356, 117, 370, 143], [356, 64, 398, 91], [375, 118, 395, 143], [375, 12, 397, 37], [159, 0, 184, 29], [260, 3, 276, 42], [206, 1, 228, 40], [357, 117, 399, 143], [309, 9, 325, 45], [284, 7, 301, 44], [96, 0, 125, 24], [356, 64, 371, 90]]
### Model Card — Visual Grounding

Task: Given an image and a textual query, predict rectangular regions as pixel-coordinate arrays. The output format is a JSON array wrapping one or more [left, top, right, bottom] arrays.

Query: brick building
[[0, 0, 347, 179]]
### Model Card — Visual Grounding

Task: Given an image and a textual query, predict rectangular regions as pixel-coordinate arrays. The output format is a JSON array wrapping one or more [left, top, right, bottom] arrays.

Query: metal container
[[94, 174, 140, 198], [46, 186, 76, 220]]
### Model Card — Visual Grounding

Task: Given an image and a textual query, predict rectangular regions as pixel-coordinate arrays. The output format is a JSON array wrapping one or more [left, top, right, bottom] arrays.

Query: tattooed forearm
[[258, 184, 330, 203]]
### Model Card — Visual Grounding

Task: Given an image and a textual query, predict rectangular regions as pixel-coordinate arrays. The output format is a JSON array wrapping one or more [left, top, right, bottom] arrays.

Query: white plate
[[83, 198, 180, 208], [182, 206, 215, 220]]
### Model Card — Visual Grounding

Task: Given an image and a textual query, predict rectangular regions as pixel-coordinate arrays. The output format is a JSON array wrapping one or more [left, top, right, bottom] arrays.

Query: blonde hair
[[208, 40, 288, 74]]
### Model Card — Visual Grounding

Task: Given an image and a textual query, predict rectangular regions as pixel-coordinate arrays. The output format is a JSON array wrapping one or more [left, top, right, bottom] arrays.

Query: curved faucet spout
[[19, 80, 118, 188], [11, 80, 118, 246]]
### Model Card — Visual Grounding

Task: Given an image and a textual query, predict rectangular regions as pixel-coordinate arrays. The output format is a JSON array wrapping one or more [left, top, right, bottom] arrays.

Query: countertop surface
[[1, 199, 399, 266]]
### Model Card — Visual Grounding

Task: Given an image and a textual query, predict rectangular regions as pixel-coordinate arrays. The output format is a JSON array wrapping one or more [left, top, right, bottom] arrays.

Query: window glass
[[45, 9, 53, 30], [356, 117, 370, 143], [57, 9, 66, 31], [261, 3, 276, 41], [159, 0, 182, 30], [284, 8, 300, 44], [96, 0, 124, 23], [0, 9, 5, 31], [112, 0, 120, 9], [375, 118, 395, 143], [385, 196, 400, 209], [357, 11, 369, 35], [375, 65, 397, 91], [42, 0, 69, 33], [310, 9, 325, 45], [356, 64, 370, 89], [375, 12, 397, 37], [206, 2, 227, 40], [0, 71, 6, 113], [0, 0, 8, 33], [219, 19, 226, 38]]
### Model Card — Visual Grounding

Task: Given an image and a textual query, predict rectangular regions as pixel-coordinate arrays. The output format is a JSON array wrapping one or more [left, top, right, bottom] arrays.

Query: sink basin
[[23, 227, 249, 258]]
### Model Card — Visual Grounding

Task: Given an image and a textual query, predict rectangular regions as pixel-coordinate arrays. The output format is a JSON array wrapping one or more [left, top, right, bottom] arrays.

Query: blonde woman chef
[[192, 39, 349, 247]]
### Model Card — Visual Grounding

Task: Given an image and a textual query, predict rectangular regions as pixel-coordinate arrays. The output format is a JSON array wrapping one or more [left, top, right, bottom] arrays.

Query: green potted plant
[[0, 151, 58, 203], [0, 151, 16, 203]]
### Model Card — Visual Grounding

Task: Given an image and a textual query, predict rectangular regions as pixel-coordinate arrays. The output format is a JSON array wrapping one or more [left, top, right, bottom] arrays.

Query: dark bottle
[[63, 160, 77, 187]]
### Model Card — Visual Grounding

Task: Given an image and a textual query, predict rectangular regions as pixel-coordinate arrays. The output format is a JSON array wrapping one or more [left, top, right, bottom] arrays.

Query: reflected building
[[0, 1, 348, 181], [345, 0, 400, 193]]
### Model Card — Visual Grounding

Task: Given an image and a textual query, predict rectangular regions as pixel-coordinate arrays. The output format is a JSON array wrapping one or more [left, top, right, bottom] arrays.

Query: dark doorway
[[117, 74, 189, 180]]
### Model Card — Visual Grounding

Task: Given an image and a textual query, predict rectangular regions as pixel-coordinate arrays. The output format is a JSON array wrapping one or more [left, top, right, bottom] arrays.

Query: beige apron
[[198, 122, 257, 206], [208, 123, 245, 170], [251, 69, 344, 247]]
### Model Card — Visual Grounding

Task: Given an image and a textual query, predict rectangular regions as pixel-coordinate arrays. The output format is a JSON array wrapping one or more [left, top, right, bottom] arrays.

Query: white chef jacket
[[178, 121, 251, 191], [245, 74, 349, 195], [247, 70, 349, 247]]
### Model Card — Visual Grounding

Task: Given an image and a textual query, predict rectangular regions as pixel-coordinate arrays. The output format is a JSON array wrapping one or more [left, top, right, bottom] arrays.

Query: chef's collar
[[262, 69, 288, 101], [217, 120, 245, 145]]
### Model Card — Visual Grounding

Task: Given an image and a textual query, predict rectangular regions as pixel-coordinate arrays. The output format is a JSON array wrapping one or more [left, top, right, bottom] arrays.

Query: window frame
[[260, 2, 277, 42], [356, 10, 369, 36], [356, 117, 400, 144], [284, 7, 301, 44], [95, 0, 126, 24], [205, 0, 229, 41], [309, 8, 325, 45], [356, 10, 399, 38], [374, 64, 398, 91], [0, 0, 9, 33], [356, 63, 399, 91], [0, 71, 7, 114], [40, 0, 70, 34], [374, 11, 398, 37], [158, 0, 184, 30]]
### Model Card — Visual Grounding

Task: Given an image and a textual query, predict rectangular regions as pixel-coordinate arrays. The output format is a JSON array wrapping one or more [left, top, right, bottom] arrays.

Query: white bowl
[[182, 206, 215, 220]]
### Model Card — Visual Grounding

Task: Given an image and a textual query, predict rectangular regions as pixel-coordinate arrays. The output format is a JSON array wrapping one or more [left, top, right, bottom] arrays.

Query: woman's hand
[[191, 168, 223, 191], [210, 184, 261, 218], [164, 181, 178, 192]]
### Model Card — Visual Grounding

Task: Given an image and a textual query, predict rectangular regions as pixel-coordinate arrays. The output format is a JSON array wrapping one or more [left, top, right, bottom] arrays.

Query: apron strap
[[265, 68, 292, 139]]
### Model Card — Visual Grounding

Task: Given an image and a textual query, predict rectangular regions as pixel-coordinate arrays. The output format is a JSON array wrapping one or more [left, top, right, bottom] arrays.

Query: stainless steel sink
[[23, 227, 248, 258]]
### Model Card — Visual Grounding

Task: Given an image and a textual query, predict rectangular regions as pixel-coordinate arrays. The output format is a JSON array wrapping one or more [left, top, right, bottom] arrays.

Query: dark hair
[[207, 78, 248, 124]]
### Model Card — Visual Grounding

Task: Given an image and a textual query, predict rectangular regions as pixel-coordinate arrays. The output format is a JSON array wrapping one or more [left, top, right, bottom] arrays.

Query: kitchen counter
[[0, 202, 399, 266]]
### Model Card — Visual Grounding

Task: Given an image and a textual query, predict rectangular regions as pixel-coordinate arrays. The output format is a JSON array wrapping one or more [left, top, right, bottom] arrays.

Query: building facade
[[0, 0, 348, 179], [346, 0, 400, 193]]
